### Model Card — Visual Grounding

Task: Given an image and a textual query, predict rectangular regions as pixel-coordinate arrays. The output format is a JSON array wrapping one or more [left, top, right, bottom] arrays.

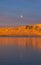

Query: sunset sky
[[0, 0, 41, 26]]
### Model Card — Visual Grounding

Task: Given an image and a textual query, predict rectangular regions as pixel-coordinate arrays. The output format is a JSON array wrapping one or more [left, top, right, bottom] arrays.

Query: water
[[0, 37, 41, 65]]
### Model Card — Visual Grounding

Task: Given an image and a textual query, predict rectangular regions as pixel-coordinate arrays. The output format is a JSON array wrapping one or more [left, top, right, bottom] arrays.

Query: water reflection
[[0, 37, 41, 65], [0, 37, 41, 50]]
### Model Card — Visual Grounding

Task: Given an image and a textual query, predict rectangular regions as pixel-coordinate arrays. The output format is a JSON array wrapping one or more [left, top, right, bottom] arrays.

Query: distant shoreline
[[0, 36, 41, 38], [0, 24, 41, 36]]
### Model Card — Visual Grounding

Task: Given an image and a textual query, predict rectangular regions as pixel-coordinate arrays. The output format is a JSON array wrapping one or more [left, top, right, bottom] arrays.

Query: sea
[[0, 36, 41, 65]]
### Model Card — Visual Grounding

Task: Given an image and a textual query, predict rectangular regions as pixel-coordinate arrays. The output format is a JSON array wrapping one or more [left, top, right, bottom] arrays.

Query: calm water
[[0, 37, 41, 65]]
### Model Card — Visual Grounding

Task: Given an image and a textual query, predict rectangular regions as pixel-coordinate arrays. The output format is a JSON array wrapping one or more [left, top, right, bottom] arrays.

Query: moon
[[20, 15, 23, 18]]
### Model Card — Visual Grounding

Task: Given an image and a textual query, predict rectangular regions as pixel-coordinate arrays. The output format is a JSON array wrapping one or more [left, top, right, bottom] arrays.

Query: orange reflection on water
[[0, 37, 41, 50]]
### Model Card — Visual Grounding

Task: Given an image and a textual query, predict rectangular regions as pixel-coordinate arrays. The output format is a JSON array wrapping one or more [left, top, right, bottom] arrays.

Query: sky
[[0, 0, 41, 26]]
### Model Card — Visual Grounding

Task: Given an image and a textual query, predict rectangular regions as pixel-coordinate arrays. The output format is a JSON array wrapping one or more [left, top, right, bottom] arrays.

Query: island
[[0, 24, 41, 36]]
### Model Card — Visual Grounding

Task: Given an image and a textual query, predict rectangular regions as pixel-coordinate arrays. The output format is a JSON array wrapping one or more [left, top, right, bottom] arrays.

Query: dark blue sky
[[0, 0, 41, 26]]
